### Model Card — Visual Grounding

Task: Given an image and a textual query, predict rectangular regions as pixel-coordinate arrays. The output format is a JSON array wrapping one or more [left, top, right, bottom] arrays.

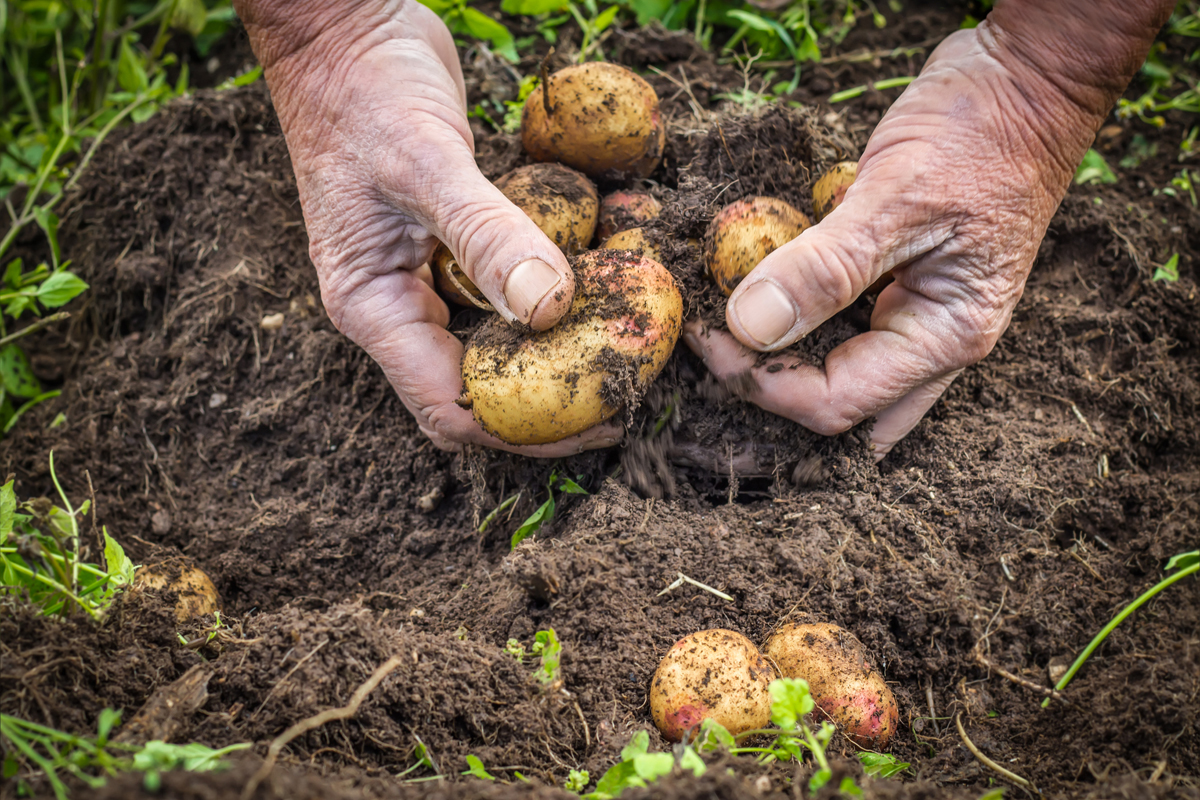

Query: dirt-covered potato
[[460, 249, 681, 445], [650, 629, 774, 742], [597, 190, 662, 240], [495, 163, 599, 255], [704, 197, 811, 295], [812, 161, 857, 221], [764, 622, 899, 748], [432, 243, 490, 309], [134, 557, 220, 622], [522, 63, 665, 179], [601, 227, 661, 263]]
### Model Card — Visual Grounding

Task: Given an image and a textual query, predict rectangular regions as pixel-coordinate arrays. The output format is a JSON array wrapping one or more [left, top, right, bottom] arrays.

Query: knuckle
[[806, 237, 868, 308]]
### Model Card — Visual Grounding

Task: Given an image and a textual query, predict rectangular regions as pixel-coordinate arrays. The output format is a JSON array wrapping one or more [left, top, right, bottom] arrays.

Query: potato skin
[[522, 63, 665, 179], [602, 227, 661, 263], [650, 629, 774, 742], [812, 161, 857, 221], [704, 197, 811, 296], [598, 191, 662, 241], [461, 249, 682, 445], [495, 163, 599, 255], [134, 557, 221, 622], [432, 243, 489, 308], [764, 623, 899, 748]]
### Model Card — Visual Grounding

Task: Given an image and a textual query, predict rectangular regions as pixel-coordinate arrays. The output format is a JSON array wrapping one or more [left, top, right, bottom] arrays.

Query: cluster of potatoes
[[438, 61, 859, 446], [649, 623, 898, 749]]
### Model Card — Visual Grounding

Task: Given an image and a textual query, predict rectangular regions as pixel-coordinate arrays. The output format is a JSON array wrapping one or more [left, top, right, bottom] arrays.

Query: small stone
[[151, 509, 172, 536], [209, 392, 227, 409], [260, 312, 285, 331], [415, 487, 444, 513]]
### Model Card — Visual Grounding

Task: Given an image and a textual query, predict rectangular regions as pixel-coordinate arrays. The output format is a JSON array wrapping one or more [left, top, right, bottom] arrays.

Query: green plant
[[0, 710, 249, 799], [532, 628, 562, 684], [566, 768, 591, 792], [1074, 149, 1119, 185], [505, 637, 527, 661], [1154, 252, 1181, 282], [510, 470, 587, 549], [463, 754, 497, 780], [419, 0, 520, 60], [0, 454, 135, 619], [1042, 549, 1199, 708], [1116, 2, 1200, 127], [583, 729, 704, 800], [396, 739, 442, 782], [1166, 167, 1198, 205]]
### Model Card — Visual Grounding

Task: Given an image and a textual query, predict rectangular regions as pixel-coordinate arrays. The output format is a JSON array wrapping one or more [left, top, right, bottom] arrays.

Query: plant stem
[[0, 556, 99, 619], [0, 312, 70, 348], [1042, 560, 1199, 708]]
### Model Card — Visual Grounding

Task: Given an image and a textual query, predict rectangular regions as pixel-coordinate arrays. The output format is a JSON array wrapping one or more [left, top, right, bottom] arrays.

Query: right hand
[[235, 0, 622, 454]]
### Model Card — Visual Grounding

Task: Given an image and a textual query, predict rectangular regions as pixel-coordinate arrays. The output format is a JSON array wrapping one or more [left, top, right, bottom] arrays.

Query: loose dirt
[[1, 3, 1198, 800]]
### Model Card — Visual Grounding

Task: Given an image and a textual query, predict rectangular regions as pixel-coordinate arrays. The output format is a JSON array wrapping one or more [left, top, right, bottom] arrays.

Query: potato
[[460, 249, 681, 445], [597, 190, 662, 240], [522, 63, 665, 179], [650, 629, 774, 742], [494, 163, 599, 255], [432, 243, 490, 309], [601, 227, 661, 263], [134, 557, 220, 623], [764, 622, 899, 748], [704, 197, 811, 296], [812, 161, 857, 221]]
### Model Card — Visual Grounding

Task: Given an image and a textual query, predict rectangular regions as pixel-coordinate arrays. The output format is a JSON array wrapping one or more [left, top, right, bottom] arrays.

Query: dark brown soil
[[2, 3, 1199, 800]]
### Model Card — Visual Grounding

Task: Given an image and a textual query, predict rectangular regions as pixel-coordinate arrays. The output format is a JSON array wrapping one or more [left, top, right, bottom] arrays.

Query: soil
[[2, 3, 1199, 800]]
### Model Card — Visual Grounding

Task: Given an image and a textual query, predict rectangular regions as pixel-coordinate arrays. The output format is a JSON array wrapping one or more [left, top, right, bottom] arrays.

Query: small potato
[[432, 244, 490, 309], [461, 249, 681, 445], [134, 557, 220, 623], [812, 161, 857, 221], [704, 197, 811, 296], [522, 63, 665, 179], [602, 227, 661, 263], [495, 163, 599, 255], [650, 629, 774, 742], [764, 622, 899, 748], [597, 191, 662, 240]]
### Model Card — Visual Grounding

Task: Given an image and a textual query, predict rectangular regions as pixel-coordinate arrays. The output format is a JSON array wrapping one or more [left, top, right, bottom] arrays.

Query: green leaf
[[768, 678, 814, 730], [417, 0, 456, 13], [501, 0, 568, 13], [558, 476, 588, 494], [727, 10, 797, 59], [593, 4, 620, 33], [1165, 550, 1198, 571], [117, 37, 150, 94], [631, 752, 673, 782], [36, 271, 89, 308], [626, 0, 673, 26], [32, 208, 60, 268], [590, 760, 638, 799], [170, 0, 209, 35], [232, 64, 263, 88], [838, 776, 864, 797], [2, 752, 17, 779], [512, 496, 554, 548], [677, 746, 706, 777], [3, 260, 22, 290], [457, 8, 519, 62], [620, 730, 651, 761], [859, 752, 910, 778], [1074, 149, 1118, 185], [4, 295, 38, 320], [1153, 252, 1180, 282], [103, 528, 136, 586], [696, 718, 734, 752], [0, 480, 15, 544], [976, 790, 1006, 800], [533, 628, 561, 683], [0, 344, 42, 398], [808, 767, 832, 793], [96, 708, 122, 745], [565, 769, 590, 792], [463, 754, 496, 781]]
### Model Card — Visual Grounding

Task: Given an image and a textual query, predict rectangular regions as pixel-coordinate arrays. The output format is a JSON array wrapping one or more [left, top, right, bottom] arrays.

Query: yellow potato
[[522, 63, 665, 179], [812, 161, 857, 221], [134, 557, 220, 623], [432, 243, 490, 309], [601, 227, 661, 263], [650, 629, 774, 742], [764, 622, 899, 748], [494, 163, 599, 255], [460, 249, 681, 445], [704, 197, 811, 296], [597, 190, 662, 240]]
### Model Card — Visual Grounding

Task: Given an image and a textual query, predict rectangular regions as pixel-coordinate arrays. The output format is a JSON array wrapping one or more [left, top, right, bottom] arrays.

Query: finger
[[686, 283, 987, 436], [870, 369, 962, 461], [325, 267, 620, 455], [724, 141, 958, 351]]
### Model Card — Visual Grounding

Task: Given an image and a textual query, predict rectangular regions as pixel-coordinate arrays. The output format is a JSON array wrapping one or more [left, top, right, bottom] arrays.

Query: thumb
[[723, 157, 955, 351], [419, 148, 576, 331]]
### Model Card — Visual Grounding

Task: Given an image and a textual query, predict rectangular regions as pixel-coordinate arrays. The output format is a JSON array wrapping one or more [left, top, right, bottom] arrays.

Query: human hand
[[684, 1, 1170, 460], [234, 0, 621, 454]]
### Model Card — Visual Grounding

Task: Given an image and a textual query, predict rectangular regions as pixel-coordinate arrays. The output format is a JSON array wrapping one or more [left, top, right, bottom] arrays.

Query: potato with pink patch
[[597, 190, 662, 240], [650, 629, 774, 742], [764, 622, 899, 748], [460, 249, 682, 445]]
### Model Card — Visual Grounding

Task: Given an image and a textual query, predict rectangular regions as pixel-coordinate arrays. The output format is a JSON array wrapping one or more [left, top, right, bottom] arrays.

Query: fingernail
[[504, 259, 562, 324], [730, 281, 797, 347], [582, 436, 621, 452]]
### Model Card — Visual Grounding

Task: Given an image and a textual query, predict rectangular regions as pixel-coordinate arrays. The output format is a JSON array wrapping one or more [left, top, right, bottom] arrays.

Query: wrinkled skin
[[233, 0, 620, 454], [235, 0, 1170, 458], [686, 0, 1172, 459]]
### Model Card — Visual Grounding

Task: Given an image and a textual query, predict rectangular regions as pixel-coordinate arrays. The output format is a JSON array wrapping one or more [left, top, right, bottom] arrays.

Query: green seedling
[[0, 453, 136, 619], [418, 0, 519, 61], [510, 470, 587, 549], [1171, 167, 1198, 205], [1154, 253, 1181, 282], [505, 637, 527, 662], [0, 710, 249, 800], [1074, 149, 1119, 185], [463, 754, 496, 781], [396, 739, 442, 782], [858, 751, 910, 778], [583, 729, 703, 800], [1042, 549, 1199, 708], [532, 628, 562, 684], [565, 768, 590, 792], [828, 75, 914, 103]]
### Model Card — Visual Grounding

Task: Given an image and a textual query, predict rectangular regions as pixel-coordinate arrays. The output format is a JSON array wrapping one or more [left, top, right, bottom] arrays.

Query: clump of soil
[[2, 3, 1199, 800]]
